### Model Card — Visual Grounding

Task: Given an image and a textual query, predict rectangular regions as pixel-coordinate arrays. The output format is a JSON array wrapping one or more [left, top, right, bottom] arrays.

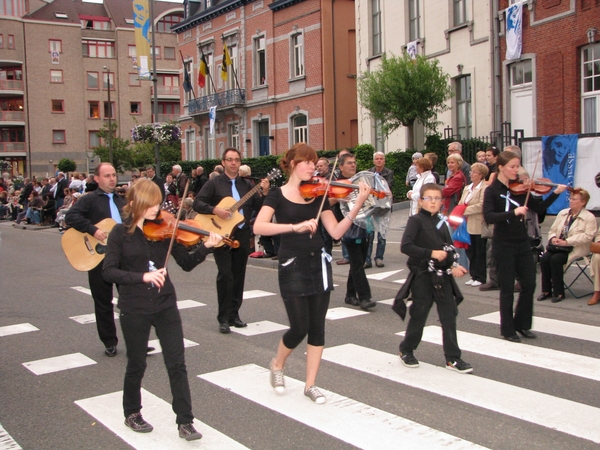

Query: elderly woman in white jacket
[[537, 189, 597, 303], [407, 157, 436, 216]]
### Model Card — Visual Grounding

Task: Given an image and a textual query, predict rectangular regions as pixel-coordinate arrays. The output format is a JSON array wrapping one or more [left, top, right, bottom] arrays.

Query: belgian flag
[[198, 53, 208, 89]]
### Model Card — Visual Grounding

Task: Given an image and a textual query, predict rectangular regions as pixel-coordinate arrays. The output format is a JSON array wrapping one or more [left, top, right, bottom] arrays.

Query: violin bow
[[313, 156, 339, 227], [163, 179, 190, 271]]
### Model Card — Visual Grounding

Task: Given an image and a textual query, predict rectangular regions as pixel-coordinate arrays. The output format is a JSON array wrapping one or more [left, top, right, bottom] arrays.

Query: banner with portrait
[[133, 0, 152, 80], [541, 134, 577, 214]]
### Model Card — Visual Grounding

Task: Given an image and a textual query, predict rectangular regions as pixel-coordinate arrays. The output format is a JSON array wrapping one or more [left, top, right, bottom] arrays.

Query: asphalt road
[[1, 207, 600, 450]]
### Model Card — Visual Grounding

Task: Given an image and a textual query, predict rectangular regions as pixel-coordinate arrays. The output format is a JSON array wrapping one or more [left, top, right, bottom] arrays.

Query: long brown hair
[[123, 179, 162, 234]]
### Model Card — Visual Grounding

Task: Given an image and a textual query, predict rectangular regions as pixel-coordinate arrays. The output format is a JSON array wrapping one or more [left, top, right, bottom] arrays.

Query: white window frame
[[229, 123, 239, 149], [453, 0, 467, 27], [371, 0, 381, 56], [185, 129, 196, 160], [582, 43, 600, 133], [455, 75, 472, 139], [254, 36, 266, 86], [292, 114, 308, 145], [226, 45, 238, 90], [291, 33, 304, 78], [408, 0, 420, 41]]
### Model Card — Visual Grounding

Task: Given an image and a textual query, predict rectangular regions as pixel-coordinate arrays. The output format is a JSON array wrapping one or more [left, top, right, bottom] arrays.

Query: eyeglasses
[[224, 158, 241, 163], [422, 197, 442, 202]]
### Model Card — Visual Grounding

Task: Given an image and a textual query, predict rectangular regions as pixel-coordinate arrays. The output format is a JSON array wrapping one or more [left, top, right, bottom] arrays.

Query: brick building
[[173, 0, 357, 160], [499, 0, 600, 137], [0, 0, 183, 177]]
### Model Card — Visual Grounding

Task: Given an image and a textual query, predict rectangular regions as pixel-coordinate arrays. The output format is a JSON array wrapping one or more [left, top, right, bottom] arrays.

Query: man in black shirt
[[194, 148, 270, 334], [65, 163, 125, 356], [146, 165, 164, 203]]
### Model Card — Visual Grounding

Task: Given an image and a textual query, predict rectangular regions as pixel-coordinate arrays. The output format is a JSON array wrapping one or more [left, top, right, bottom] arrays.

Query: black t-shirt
[[262, 188, 331, 260]]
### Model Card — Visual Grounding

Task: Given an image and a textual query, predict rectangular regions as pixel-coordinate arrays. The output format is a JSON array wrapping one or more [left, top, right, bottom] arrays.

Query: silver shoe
[[269, 359, 285, 393], [304, 385, 326, 404]]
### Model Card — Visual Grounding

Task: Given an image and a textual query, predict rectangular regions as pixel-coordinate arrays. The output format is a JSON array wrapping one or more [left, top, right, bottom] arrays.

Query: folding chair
[[563, 255, 594, 299]]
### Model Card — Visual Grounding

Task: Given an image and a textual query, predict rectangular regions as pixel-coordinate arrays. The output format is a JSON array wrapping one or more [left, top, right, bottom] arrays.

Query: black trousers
[[399, 273, 461, 360], [540, 250, 569, 297], [89, 262, 118, 347], [120, 305, 193, 424], [466, 234, 487, 283], [213, 227, 250, 324], [343, 237, 371, 301], [493, 239, 536, 337], [282, 291, 330, 348]]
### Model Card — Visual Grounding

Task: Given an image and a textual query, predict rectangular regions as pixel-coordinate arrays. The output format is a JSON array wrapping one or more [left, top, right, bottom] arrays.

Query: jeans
[[365, 231, 386, 265], [25, 208, 40, 224], [120, 305, 193, 424]]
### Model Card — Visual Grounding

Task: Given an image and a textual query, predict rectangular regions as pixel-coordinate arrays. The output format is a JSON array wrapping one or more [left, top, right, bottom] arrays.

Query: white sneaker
[[471, 281, 483, 287], [465, 279, 474, 285]]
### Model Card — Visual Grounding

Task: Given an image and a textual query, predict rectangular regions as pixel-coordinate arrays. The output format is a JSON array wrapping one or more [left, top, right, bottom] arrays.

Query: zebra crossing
[[2, 281, 600, 449]]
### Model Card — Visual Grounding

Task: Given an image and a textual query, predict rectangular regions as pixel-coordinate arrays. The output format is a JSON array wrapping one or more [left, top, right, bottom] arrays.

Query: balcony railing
[[188, 89, 246, 114], [0, 142, 25, 152], [151, 85, 180, 96], [0, 80, 24, 91], [152, 113, 179, 123], [0, 111, 25, 121]]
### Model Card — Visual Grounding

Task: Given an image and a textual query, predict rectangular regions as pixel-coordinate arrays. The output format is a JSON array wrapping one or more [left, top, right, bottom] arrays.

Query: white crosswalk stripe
[[199, 364, 485, 449], [321, 343, 600, 445], [0, 323, 38, 337]]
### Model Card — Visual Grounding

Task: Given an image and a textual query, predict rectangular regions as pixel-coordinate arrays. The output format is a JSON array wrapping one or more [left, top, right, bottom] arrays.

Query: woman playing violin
[[483, 151, 566, 343], [253, 143, 370, 404], [102, 179, 222, 440]]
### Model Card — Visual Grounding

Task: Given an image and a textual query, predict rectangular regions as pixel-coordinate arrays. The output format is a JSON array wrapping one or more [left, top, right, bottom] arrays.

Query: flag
[[221, 43, 231, 81], [133, 0, 152, 79], [505, 1, 523, 60], [406, 40, 418, 60], [198, 53, 208, 89], [183, 66, 192, 93], [209, 106, 217, 135]]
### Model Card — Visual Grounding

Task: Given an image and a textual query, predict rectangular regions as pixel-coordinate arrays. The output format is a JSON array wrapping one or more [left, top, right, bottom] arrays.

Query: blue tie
[[231, 179, 244, 228], [106, 193, 122, 224]]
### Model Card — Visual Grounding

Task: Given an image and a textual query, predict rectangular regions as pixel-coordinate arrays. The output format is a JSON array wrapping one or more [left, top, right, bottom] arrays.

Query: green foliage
[[57, 158, 76, 174]]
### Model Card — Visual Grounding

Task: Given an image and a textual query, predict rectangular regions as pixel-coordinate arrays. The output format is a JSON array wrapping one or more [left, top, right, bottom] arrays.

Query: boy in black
[[398, 183, 473, 373]]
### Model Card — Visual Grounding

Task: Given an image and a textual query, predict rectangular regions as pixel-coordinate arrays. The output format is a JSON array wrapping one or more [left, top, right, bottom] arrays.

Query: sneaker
[[446, 358, 473, 374], [104, 345, 117, 357], [359, 299, 376, 310], [178, 423, 202, 441], [375, 259, 385, 268], [465, 279, 474, 285], [269, 359, 285, 393], [470, 280, 482, 287], [124, 412, 153, 433], [399, 352, 419, 368], [304, 385, 326, 404]]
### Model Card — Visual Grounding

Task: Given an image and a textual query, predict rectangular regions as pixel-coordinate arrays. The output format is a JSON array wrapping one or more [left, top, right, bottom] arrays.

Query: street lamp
[[103, 65, 113, 164]]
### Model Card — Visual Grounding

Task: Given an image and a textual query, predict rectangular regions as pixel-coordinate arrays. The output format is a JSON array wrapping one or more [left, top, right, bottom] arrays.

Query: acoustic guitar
[[61, 218, 117, 271], [194, 168, 282, 247]]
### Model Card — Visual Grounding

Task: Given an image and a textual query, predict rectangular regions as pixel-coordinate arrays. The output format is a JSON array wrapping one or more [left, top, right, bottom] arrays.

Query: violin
[[508, 178, 573, 195], [299, 177, 387, 200], [143, 210, 240, 248]]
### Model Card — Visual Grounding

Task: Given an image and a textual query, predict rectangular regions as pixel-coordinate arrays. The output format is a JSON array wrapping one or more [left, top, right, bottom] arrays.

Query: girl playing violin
[[102, 179, 222, 440], [253, 143, 370, 404]]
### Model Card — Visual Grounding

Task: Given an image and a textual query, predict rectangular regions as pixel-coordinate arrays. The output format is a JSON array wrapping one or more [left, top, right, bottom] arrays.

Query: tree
[[57, 158, 76, 174], [94, 123, 133, 173], [358, 54, 453, 149]]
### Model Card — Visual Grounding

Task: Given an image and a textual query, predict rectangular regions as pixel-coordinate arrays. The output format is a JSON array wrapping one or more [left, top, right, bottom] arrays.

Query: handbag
[[481, 221, 494, 239], [546, 242, 574, 254], [453, 220, 471, 245]]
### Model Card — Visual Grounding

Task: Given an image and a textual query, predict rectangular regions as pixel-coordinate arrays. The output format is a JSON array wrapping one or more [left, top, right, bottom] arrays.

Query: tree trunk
[[406, 122, 415, 150]]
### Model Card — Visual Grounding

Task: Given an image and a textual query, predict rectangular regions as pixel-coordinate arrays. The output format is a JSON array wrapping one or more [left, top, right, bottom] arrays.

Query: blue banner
[[541, 134, 578, 214]]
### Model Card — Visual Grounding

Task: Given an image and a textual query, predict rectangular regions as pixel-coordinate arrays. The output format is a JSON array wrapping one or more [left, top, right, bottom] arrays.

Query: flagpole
[[179, 50, 196, 99], [150, 0, 161, 178]]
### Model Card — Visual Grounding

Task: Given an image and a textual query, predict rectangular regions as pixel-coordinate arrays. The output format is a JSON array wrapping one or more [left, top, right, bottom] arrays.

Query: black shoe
[[219, 323, 231, 334], [514, 282, 522, 292], [178, 423, 202, 441], [551, 295, 565, 303], [400, 352, 419, 368], [124, 412, 153, 433], [344, 296, 359, 306], [504, 335, 521, 343], [516, 329, 537, 339], [359, 299, 376, 310], [537, 292, 551, 301], [479, 282, 500, 291], [363, 262, 372, 269], [104, 345, 117, 357], [229, 318, 247, 328], [446, 358, 473, 374]]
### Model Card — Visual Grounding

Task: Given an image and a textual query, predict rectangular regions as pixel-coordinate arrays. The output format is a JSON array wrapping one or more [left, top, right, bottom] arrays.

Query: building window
[[0, 35, 3, 49], [88, 101, 100, 119], [89, 130, 101, 148], [292, 114, 307, 144], [50, 70, 63, 83], [0, 0, 27, 16], [81, 18, 110, 30], [199, 52, 214, 95], [157, 74, 179, 95], [164, 47, 175, 60], [511, 60, 532, 87], [156, 13, 183, 33], [183, 60, 193, 103], [582, 43, 600, 133], [82, 40, 115, 58], [129, 73, 140, 86], [52, 130, 66, 144], [51, 99, 64, 113], [408, 0, 420, 41], [254, 36, 266, 86], [291, 34, 304, 78], [157, 102, 180, 122], [130, 102, 141, 114], [185, 129, 196, 160], [229, 123, 239, 149], [87, 71, 99, 89], [49, 39, 62, 53], [453, 0, 467, 26], [225, 45, 238, 90], [128, 45, 136, 57], [373, 119, 385, 152], [151, 46, 161, 60], [104, 101, 115, 119], [371, 0, 381, 56], [102, 72, 114, 90], [7, 34, 14, 49], [455, 75, 472, 139]]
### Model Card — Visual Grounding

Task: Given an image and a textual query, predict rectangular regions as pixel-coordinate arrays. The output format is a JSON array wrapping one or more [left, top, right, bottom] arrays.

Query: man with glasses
[[194, 148, 270, 334]]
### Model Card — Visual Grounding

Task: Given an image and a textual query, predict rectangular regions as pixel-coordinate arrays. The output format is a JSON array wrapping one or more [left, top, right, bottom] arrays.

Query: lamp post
[[103, 65, 113, 164], [150, 0, 161, 177]]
